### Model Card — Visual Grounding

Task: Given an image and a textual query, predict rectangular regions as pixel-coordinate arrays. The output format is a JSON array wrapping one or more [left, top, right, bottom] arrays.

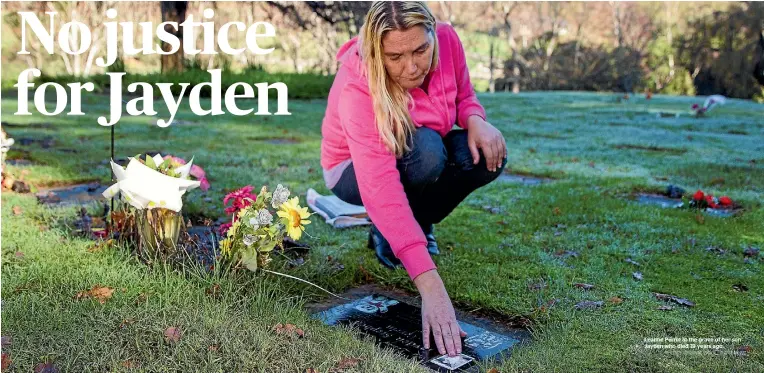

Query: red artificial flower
[[223, 185, 257, 217], [692, 190, 704, 201], [705, 195, 718, 208], [719, 196, 732, 206], [92, 229, 108, 239], [691, 104, 699, 110], [223, 185, 255, 206], [219, 222, 232, 235]]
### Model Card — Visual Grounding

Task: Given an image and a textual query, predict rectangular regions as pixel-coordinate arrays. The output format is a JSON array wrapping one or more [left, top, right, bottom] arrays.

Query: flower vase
[[136, 208, 183, 258]]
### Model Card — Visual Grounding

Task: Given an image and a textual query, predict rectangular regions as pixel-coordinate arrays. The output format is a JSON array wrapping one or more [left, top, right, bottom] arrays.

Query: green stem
[[261, 269, 349, 300]]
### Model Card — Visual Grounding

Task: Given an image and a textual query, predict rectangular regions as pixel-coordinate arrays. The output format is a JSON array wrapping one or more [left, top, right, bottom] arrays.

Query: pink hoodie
[[320, 22, 487, 280]]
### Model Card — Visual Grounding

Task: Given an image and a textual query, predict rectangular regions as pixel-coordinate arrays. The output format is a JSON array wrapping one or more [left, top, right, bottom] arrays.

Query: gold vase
[[136, 208, 183, 258]]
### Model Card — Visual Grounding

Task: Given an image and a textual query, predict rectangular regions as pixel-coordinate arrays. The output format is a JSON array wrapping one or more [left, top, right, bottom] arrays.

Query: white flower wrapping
[[102, 154, 200, 212]]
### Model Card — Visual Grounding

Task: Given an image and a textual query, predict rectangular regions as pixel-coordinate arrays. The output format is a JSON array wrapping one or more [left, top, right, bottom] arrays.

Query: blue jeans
[[330, 128, 507, 228]]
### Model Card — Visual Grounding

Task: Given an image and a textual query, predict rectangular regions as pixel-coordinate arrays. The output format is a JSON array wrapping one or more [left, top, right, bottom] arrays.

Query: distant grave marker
[[498, 173, 552, 186], [36, 183, 107, 207]]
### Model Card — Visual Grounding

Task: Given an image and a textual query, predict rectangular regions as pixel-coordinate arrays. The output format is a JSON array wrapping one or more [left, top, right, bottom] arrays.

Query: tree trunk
[[488, 41, 495, 93], [160, 1, 188, 73]]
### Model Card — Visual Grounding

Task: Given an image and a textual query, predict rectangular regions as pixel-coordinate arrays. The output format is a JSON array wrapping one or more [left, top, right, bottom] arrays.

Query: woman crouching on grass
[[320, 1, 507, 357]]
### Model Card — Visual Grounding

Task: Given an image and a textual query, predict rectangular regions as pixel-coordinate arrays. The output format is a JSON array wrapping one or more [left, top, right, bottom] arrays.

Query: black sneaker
[[367, 224, 401, 268], [422, 224, 440, 255]]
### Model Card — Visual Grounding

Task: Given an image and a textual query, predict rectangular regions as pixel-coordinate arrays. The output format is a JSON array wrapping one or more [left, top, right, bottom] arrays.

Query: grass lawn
[[2, 91, 763, 372]]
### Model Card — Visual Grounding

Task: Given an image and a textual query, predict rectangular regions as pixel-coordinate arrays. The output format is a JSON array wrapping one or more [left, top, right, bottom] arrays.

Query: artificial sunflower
[[277, 197, 311, 240]]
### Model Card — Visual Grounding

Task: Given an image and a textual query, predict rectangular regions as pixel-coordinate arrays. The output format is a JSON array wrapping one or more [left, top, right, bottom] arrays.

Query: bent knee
[[399, 128, 447, 186]]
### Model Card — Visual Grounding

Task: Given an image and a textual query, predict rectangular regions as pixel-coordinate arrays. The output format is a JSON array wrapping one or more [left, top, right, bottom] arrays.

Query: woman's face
[[381, 25, 434, 90]]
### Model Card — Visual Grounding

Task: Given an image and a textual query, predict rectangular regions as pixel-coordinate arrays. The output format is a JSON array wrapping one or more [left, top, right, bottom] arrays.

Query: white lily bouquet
[[103, 154, 208, 256], [218, 184, 311, 271]]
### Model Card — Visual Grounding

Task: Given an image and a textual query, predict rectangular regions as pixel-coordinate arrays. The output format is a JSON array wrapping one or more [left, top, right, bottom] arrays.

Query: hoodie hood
[[336, 36, 364, 77]]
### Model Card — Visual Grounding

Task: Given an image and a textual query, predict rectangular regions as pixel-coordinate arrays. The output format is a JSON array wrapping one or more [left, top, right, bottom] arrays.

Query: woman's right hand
[[414, 269, 467, 356]]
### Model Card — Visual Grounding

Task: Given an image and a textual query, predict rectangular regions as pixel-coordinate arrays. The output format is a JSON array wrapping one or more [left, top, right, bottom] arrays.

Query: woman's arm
[[339, 81, 464, 356], [338, 82, 435, 280]]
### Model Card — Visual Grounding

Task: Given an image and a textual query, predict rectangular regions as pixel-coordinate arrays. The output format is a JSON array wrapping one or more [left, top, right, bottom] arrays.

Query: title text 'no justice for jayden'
[[14, 8, 291, 127]]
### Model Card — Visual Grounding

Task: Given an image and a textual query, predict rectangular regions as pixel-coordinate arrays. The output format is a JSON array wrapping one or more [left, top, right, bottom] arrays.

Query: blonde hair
[[359, 1, 439, 157]]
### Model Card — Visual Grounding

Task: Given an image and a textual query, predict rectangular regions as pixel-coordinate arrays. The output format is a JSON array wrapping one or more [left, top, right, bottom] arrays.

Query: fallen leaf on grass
[[118, 318, 135, 329], [11, 206, 21, 215], [304, 369, 318, 373], [653, 292, 695, 307], [528, 281, 547, 291], [539, 298, 558, 313], [632, 272, 643, 281], [1, 336, 10, 348], [121, 360, 138, 369], [13, 251, 23, 259], [609, 296, 624, 305], [329, 357, 361, 372], [33, 362, 59, 373], [574, 300, 603, 310], [135, 293, 148, 304], [1, 353, 11, 371], [554, 250, 579, 258], [553, 207, 561, 216], [657, 305, 674, 311], [87, 239, 114, 253], [206, 283, 221, 298], [573, 283, 595, 290], [273, 323, 305, 338], [208, 345, 219, 352], [164, 327, 182, 344], [358, 265, 374, 282], [75, 285, 115, 304]]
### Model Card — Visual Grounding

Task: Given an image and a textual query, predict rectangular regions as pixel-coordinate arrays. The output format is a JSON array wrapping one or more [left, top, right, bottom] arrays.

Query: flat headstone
[[635, 194, 684, 209], [6, 159, 33, 166], [313, 291, 528, 372], [634, 193, 742, 217], [497, 174, 551, 186], [263, 138, 300, 145], [36, 183, 107, 206], [704, 208, 741, 218]]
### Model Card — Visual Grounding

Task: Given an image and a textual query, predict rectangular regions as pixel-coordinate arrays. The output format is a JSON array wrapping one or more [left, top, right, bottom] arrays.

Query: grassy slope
[[2, 91, 763, 372]]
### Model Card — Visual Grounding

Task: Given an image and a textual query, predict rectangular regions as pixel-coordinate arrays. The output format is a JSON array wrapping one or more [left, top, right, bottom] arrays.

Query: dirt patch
[[498, 170, 557, 186], [1, 122, 54, 129], [247, 136, 302, 145], [17, 137, 55, 148], [612, 144, 687, 155]]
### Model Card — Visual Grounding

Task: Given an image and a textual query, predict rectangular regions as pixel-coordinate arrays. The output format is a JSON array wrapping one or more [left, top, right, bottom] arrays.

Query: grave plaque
[[36, 183, 107, 206], [314, 295, 525, 372]]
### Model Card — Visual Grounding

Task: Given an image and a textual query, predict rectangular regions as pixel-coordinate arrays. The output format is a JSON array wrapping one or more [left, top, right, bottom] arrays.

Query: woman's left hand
[[466, 115, 507, 172]]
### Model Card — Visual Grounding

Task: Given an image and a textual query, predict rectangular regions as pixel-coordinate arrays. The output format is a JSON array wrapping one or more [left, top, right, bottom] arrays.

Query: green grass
[[2, 91, 763, 372]]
